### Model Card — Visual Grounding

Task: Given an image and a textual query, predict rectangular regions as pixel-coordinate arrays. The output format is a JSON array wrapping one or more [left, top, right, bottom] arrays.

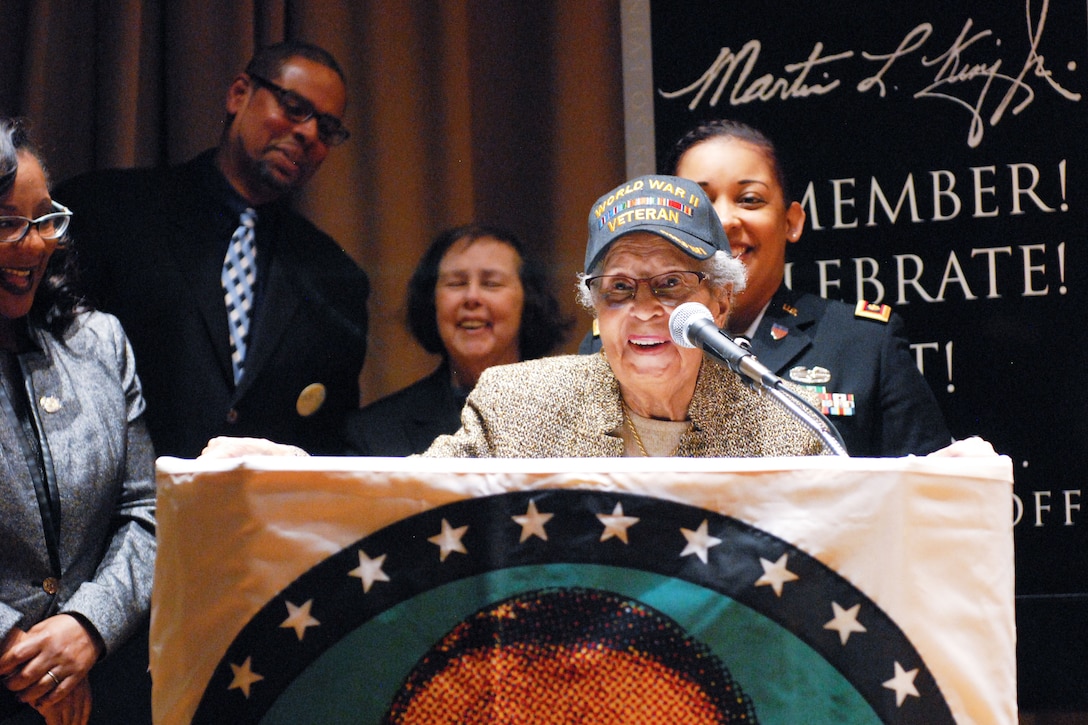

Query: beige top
[[618, 410, 690, 457]]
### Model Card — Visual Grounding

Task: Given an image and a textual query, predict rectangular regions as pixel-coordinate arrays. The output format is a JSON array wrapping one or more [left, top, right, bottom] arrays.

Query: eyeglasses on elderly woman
[[584, 270, 707, 307], [0, 200, 72, 245]]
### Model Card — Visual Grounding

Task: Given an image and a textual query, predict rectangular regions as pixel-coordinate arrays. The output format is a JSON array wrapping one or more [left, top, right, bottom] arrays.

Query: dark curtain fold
[[0, 0, 624, 404]]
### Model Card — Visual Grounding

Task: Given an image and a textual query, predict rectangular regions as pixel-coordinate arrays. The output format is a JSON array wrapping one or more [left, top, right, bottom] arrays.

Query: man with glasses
[[56, 40, 370, 458]]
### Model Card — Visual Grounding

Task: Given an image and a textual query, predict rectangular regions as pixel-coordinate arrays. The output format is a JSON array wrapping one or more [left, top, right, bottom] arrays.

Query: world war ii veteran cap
[[584, 174, 729, 273]]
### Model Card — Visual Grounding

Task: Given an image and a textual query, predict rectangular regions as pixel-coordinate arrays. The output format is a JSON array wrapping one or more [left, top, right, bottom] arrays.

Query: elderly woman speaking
[[422, 174, 826, 458], [204, 174, 826, 459]]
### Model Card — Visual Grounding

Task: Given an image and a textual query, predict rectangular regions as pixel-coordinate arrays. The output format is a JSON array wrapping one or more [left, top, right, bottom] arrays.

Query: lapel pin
[[296, 383, 327, 417], [39, 395, 62, 413]]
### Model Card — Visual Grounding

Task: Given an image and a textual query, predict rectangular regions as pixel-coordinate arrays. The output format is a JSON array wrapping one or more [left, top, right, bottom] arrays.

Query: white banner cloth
[[152, 455, 1015, 724]]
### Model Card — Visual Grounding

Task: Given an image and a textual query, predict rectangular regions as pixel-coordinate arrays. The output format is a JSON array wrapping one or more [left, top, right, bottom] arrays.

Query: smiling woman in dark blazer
[[342, 224, 571, 456]]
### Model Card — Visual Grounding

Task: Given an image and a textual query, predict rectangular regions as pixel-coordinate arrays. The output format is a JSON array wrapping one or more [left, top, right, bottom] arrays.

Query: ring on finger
[[45, 670, 61, 689]]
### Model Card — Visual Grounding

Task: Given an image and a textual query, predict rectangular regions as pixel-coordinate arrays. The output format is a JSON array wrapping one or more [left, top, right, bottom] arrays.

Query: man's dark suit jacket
[[578, 284, 950, 457], [56, 151, 370, 458], [341, 364, 464, 456]]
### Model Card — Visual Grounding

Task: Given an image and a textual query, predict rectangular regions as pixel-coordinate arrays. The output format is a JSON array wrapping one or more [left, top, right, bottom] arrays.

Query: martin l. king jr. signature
[[659, 0, 1081, 148]]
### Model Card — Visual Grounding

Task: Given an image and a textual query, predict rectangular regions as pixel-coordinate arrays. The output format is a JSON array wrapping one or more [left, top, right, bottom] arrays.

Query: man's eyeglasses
[[584, 271, 708, 306], [248, 72, 351, 147], [0, 201, 73, 245]]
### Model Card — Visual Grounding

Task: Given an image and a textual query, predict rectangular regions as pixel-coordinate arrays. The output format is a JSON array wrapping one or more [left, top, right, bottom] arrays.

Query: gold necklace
[[622, 404, 691, 457], [622, 404, 650, 457]]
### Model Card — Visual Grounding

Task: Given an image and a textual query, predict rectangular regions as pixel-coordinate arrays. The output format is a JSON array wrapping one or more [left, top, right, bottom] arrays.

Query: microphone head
[[669, 302, 715, 348]]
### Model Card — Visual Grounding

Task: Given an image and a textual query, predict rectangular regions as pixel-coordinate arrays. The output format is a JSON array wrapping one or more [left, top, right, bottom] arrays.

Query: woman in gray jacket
[[0, 119, 156, 725]]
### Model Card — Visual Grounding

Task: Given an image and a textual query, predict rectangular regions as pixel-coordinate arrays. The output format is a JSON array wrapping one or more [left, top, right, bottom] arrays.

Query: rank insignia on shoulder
[[789, 365, 832, 385], [771, 323, 789, 340], [854, 300, 892, 323]]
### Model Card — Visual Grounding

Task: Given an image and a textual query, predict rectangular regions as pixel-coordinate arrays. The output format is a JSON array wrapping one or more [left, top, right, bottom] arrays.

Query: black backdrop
[[644, 0, 1087, 710]]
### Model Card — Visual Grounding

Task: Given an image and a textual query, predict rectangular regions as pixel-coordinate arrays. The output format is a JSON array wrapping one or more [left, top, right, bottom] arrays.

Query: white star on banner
[[824, 601, 868, 645], [279, 600, 320, 641], [679, 519, 722, 564], [883, 661, 921, 706], [597, 502, 640, 543], [348, 549, 390, 593], [228, 656, 264, 698], [428, 518, 469, 561], [512, 500, 554, 542], [755, 553, 799, 597]]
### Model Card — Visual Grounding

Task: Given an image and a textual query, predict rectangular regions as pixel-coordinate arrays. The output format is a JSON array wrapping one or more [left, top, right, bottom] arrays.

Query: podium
[[151, 455, 1015, 724]]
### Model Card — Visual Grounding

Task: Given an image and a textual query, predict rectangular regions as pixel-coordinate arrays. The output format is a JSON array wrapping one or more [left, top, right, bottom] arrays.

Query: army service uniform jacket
[[743, 286, 950, 457]]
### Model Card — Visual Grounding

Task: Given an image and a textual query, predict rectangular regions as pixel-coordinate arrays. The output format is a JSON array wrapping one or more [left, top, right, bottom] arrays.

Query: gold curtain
[[0, 0, 624, 404]]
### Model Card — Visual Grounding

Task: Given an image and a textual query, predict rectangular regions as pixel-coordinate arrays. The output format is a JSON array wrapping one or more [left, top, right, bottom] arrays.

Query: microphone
[[669, 302, 781, 389], [669, 301, 850, 456]]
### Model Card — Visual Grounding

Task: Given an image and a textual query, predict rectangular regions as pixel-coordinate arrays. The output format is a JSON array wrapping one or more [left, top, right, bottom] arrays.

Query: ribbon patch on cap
[[597, 196, 693, 231]]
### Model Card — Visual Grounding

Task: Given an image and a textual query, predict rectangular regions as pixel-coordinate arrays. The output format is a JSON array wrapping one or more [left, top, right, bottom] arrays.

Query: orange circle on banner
[[395, 643, 725, 724]]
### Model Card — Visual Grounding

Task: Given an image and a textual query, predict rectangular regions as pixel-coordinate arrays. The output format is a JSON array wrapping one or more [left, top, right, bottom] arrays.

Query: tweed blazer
[[423, 353, 827, 458], [0, 312, 156, 655]]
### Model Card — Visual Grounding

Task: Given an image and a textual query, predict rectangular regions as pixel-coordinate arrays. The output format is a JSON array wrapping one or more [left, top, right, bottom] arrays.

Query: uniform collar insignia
[[855, 300, 892, 323]]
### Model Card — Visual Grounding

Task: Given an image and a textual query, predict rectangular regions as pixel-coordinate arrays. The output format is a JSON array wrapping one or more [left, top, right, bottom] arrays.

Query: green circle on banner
[[261, 564, 877, 724]]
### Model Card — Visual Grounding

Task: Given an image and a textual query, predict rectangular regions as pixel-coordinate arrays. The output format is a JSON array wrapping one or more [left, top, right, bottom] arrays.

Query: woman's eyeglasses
[[584, 271, 707, 306], [0, 201, 72, 245]]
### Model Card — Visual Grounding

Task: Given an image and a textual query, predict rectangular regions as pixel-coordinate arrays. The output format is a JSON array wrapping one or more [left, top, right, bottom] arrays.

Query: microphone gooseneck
[[668, 302, 779, 389]]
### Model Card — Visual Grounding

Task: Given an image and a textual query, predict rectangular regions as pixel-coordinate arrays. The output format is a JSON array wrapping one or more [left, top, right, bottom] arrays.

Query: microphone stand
[[751, 374, 850, 457], [669, 303, 849, 456]]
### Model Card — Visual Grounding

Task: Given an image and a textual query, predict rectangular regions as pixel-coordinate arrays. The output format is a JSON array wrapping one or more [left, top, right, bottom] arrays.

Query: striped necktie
[[222, 208, 258, 385]]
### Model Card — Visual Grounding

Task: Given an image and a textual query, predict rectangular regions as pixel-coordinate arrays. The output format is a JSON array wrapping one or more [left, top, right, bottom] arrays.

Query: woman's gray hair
[[0, 118, 18, 196], [576, 249, 746, 312]]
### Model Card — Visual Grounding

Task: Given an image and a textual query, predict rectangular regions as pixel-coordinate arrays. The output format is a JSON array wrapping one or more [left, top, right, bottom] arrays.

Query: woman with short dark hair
[[342, 224, 571, 456]]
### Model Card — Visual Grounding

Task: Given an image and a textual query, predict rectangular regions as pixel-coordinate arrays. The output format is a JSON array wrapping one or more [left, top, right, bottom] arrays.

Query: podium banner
[[152, 456, 1014, 724]]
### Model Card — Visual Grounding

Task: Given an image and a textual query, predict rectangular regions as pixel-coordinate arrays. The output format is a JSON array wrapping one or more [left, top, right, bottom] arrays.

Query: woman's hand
[[0, 614, 101, 712], [36, 677, 91, 725], [200, 436, 310, 458], [927, 436, 998, 458]]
